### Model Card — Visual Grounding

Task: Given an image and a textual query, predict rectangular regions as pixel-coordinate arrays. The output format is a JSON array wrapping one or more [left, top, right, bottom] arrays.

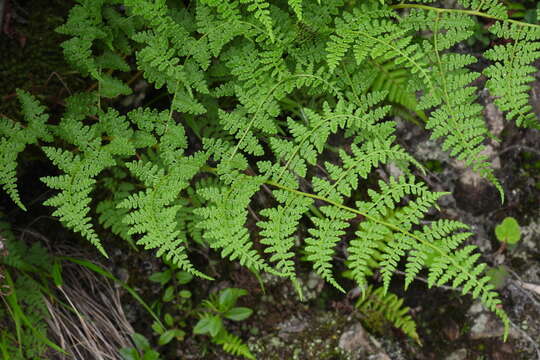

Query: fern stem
[[392, 4, 540, 29]]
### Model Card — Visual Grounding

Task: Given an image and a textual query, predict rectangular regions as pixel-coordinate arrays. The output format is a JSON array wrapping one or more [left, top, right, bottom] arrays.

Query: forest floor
[[1, 0, 540, 359]]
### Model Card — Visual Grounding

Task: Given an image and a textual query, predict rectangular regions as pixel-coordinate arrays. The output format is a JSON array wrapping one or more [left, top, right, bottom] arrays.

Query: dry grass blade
[[44, 258, 134, 360]]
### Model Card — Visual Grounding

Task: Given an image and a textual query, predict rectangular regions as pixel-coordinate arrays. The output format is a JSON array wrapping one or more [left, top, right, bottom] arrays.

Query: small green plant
[[495, 217, 522, 246], [194, 288, 254, 360], [0, 222, 64, 359], [120, 333, 162, 360], [148, 262, 194, 346]]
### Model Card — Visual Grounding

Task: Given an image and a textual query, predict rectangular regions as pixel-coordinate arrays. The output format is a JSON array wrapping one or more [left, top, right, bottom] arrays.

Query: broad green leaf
[[223, 307, 253, 321]]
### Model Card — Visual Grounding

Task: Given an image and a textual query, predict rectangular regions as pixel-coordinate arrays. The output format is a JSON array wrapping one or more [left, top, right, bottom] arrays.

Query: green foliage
[[194, 288, 254, 359], [484, 23, 540, 129], [495, 217, 522, 245], [356, 285, 420, 344], [486, 265, 510, 289], [147, 261, 194, 347], [3, 0, 540, 345], [120, 333, 162, 360], [0, 90, 52, 211], [0, 223, 61, 359]]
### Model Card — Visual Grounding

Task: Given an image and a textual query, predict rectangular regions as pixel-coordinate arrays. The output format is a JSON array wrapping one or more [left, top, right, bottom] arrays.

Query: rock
[[277, 316, 307, 340], [445, 349, 467, 360], [469, 312, 506, 339], [454, 167, 500, 215], [484, 102, 505, 138], [467, 302, 519, 340], [338, 322, 391, 360], [339, 323, 372, 353]]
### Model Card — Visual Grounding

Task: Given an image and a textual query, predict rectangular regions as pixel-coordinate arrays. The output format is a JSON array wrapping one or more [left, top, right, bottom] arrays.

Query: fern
[[0, 225, 57, 359], [196, 173, 269, 273], [0, 90, 51, 210], [5, 0, 540, 345], [356, 285, 420, 344], [404, 9, 503, 196], [41, 104, 137, 257], [484, 22, 540, 128], [214, 331, 255, 360]]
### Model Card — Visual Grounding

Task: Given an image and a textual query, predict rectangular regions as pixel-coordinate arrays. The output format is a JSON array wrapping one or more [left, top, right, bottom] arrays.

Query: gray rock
[[339, 322, 373, 353], [338, 322, 391, 360], [469, 313, 505, 339], [468, 302, 519, 340], [445, 349, 467, 360], [277, 316, 307, 340]]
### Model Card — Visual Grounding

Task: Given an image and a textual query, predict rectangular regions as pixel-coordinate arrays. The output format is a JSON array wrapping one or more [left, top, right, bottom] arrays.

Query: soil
[[1, 1, 539, 360]]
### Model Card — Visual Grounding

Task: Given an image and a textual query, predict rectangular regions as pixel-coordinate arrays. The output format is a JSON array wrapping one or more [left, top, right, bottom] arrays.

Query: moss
[[0, 0, 84, 118]]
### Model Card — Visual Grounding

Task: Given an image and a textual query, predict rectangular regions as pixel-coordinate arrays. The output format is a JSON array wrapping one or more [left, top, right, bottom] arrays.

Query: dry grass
[[18, 227, 136, 360], [45, 262, 135, 360]]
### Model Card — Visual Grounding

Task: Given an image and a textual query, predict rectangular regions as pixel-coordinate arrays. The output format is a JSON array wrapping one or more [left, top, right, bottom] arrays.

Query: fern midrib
[[392, 4, 540, 29]]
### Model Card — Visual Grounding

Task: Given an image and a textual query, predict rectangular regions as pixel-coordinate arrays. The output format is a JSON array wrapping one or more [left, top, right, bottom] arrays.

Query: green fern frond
[[41, 106, 139, 257], [288, 0, 303, 20], [117, 110, 209, 277], [327, 5, 430, 89], [361, 58, 427, 121], [214, 330, 255, 360], [196, 174, 269, 273], [119, 153, 210, 278], [458, 0, 508, 19], [351, 176, 443, 292], [356, 285, 420, 343], [41, 147, 112, 257], [240, 0, 274, 41], [257, 191, 312, 282], [305, 206, 354, 292], [405, 9, 502, 196], [484, 23, 540, 128], [0, 91, 51, 210]]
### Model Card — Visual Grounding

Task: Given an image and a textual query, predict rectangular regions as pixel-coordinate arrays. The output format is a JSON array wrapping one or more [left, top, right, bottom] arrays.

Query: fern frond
[[356, 285, 420, 343], [314, 139, 421, 202], [406, 9, 502, 196], [214, 330, 255, 360], [42, 107, 139, 257], [120, 153, 209, 278], [42, 148, 112, 257], [484, 23, 540, 128], [288, 0, 303, 20], [196, 174, 269, 273], [327, 5, 430, 89], [305, 206, 354, 292], [257, 191, 312, 282], [458, 0, 508, 19], [239, 0, 274, 41], [96, 169, 137, 245], [0, 91, 51, 210], [351, 176, 443, 292]]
